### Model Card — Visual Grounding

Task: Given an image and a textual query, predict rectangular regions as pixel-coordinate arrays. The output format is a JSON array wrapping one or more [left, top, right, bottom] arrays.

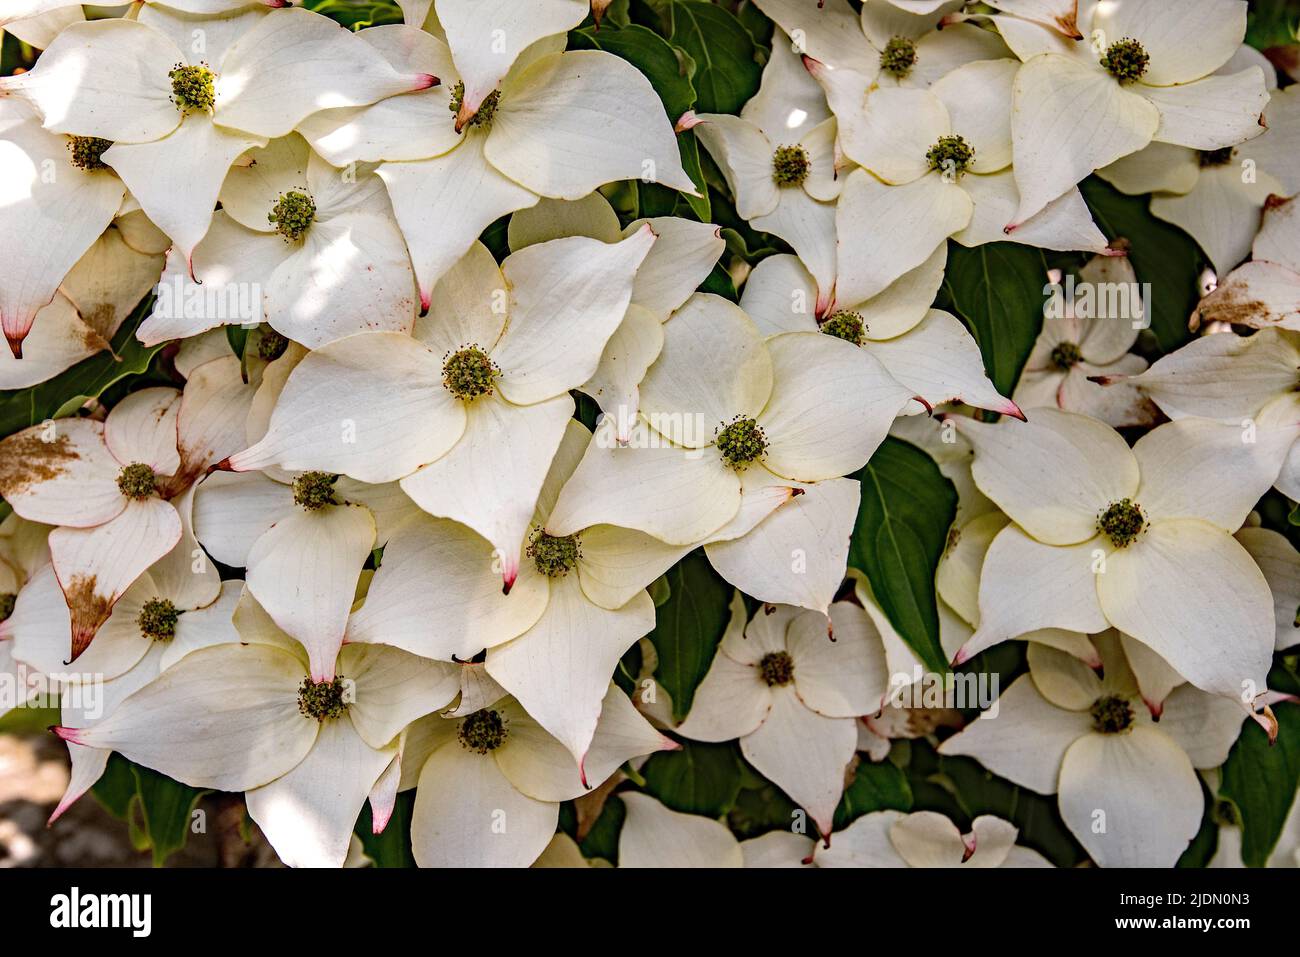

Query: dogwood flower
[[816, 810, 1051, 867], [951, 407, 1296, 700], [739, 251, 1022, 416], [136, 134, 416, 349], [54, 590, 460, 867], [834, 58, 1109, 302], [940, 634, 1248, 866], [677, 599, 889, 836], [0, 355, 255, 657], [1193, 194, 1300, 333], [616, 791, 814, 868], [298, 23, 695, 304], [403, 682, 675, 868], [0, 6, 435, 275], [1013, 253, 1158, 426], [346, 420, 668, 767], [1003, 0, 1269, 228], [1130, 327, 1300, 500], [1098, 53, 1292, 276], [229, 229, 653, 587]]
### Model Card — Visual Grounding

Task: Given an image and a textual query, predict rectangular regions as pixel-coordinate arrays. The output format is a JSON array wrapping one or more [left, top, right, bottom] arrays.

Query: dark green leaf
[[130, 764, 209, 866], [943, 240, 1047, 397], [1177, 778, 1220, 868], [648, 549, 732, 721], [1220, 701, 1300, 866], [640, 739, 744, 816], [1080, 175, 1202, 353], [91, 753, 138, 820], [850, 438, 956, 675], [833, 757, 913, 830], [666, 1, 762, 115], [577, 793, 626, 864]]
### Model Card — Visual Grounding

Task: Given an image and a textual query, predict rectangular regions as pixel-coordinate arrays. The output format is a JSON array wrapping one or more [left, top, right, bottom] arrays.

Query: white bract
[[816, 810, 1052, 867]]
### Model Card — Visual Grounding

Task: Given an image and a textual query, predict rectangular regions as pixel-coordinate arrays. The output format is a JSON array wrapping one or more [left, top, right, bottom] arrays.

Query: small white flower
[[816, 809, 1052, 867]]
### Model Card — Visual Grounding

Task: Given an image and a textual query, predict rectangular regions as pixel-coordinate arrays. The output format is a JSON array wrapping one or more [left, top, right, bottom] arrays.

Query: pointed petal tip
[[413, 73, 438, 91], [1001, 401, 1027, 421], [419, 289, 431, 315], [51, 725, 82, 745], [5, 331, 22, 359], [674, 110, 702, 133], [912, 395, 935, 416]]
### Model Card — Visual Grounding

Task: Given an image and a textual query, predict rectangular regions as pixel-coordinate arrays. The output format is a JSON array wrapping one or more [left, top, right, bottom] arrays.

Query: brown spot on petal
[[0, 431, 80, 498], [1055, 3, 1083, 40], [62, 574, 113, 662]]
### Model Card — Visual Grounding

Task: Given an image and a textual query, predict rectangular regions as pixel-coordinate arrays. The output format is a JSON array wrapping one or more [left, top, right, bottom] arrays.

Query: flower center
[[772, 145, 811, 187], [715, 415, 768, 470], [1199, 147, 1234, 167], [257, 329, 289, 361], [292, 471, 339, 511], [298, 676, 349, 721], [116, 462, 157, 500], [459, 708, 508, 753], [449, 82, 501, 130], [1100, 38, 1149, 83], [821, 311, 866, 346], [527, 527, 581, 578], [1090, 694, 1134, 734], [1050, 341, 1082, 369], [268, 190, 316, 241], [442, 345, 499, 400], [926, 134, 974, 177], [1097, 498, 1147, 548], [67, 136, 113, 171], [879, 36, 917, 78], [0, 592, 15, 623], [169, 63, 216, 113], [138, 597, 179, 642], [758, 650, 795, 687]]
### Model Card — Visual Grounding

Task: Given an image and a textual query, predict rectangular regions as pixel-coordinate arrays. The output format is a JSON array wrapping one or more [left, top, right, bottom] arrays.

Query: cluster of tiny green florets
[[116, 462, 157, 500], [879, 36, 917, 77], [257, 328, 289, 361], [442, 345, 499, 400], [821, 311, 866, 346], [268, 190, 316, 241], [292, 471, 339, 511], [1090, 694, 1135, 734], [1199, 147, 1234, 167], [1050, 341, 1083, 369], [458, 708, 508, 753], [1100, 38, 1149, 83], [926, 134, 974, 176], [138, 598, 179, 642], [715, 415, 769, 470], [298, 676, 349, 721], [0, 592, 15, 623], [67, 136, 113, 171], [449, 82, 501, 129], [169, 63, 216, 112], [527, 527, 581, 578], [1097, 498, 1147, 548], [771, 145, 811, 187], [759, 650, 795, 687]]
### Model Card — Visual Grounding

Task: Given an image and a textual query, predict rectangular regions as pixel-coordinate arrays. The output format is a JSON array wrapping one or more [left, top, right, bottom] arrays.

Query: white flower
[[1194, 195, 1300, 334], [403, 678, 675, 868], [940, 633, 1248, 867], [1013, 252, 1158, 427], [951, 407, 1295, 700], [55, 589, 461, 868], [137, 134, 417, 349], [816, 809, 1052, 867], [0, 7, 434, 273], [616, 791, 814, 868], [1131, 327, 1300, 501], [1003, 0, 1268, 228], [299, 23, 695, 304], [229, 228, 654, 588], [678, 597, 888, 835], [0, 355, 255, 656]]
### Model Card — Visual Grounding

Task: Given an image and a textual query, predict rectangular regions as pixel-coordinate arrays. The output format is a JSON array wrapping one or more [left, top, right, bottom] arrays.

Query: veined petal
[[192, 470, 295, 568], [0, 295, 105, 390], [579, 305, 665, 439], [739, 254, 819, 338], [1236, 526, 1300, 651], [1142, 69, 1270, 151], [0, 419, 124, 527], [338, 641, 460, 749], [751, 187, 839, 303], [575, 525, 691, 612], [676, 648, 773, 743], [618, 791, 743, 867], [692, 113, 780, 220], [103, 387, 181, 478], [627, 217, 725, 321], [958, 170, 1108, 252], [790, 600, 889, 716], [1150, 162, 1279, 276]]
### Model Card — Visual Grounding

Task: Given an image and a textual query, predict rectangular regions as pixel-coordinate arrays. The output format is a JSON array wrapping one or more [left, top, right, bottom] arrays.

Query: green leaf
[[648, 549, 731, 721], [640, 739, 744, 816], [355, 790, 416, 867], [942, 240, 1047, 398], [576, 792, 626, 864], [0, 295, 167, 438], [1220, 701, 1300, 866], [1080, 175, 1203, 353], [130, 764, 209, 866], [91, 753, 139, 819], [665, 1, 762, 115], [833, 758, 913, 830], [850, 438, 956, 675]]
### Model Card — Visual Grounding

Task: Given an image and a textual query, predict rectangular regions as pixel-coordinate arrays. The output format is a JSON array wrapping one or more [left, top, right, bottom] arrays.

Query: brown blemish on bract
[[1055, 3, 1083, 40], [62, 574, 113, 662], [0, 431, 80, 498]]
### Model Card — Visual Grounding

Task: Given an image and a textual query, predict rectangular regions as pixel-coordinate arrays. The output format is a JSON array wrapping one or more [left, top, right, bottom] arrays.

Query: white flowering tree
[[0, 0, 1297, 872]]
